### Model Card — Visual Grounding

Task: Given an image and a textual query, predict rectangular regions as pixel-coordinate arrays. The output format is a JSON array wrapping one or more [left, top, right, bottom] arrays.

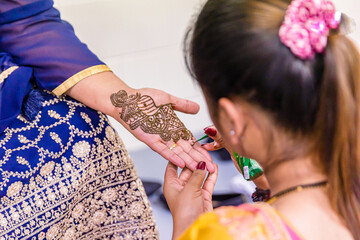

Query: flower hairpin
[[279, 0, 342, 60]]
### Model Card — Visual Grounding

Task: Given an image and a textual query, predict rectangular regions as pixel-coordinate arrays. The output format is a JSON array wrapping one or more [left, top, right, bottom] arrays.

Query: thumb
[[170, 95, 200, 114], [186, 161, 207, 189]]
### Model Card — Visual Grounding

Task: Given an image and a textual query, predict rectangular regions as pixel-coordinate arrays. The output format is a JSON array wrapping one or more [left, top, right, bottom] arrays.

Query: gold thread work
[[52, 65, 111, 96], [0, 66, 19, 84], [0, 91, 159, 239]]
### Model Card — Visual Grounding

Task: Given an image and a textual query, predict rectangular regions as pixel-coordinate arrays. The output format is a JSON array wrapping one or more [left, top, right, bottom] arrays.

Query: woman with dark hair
[[164, 0, 359, 239], [0, 0, 214, 239]]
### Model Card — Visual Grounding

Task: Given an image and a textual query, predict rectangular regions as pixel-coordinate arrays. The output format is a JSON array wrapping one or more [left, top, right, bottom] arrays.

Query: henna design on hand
[[110, 90, 193, 143]]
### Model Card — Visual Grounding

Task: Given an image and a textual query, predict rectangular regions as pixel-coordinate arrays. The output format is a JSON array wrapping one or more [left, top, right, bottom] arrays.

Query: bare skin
[[266, 157, 353, 240], [66, 71, 215, 172], [164, 97, 354, 240]]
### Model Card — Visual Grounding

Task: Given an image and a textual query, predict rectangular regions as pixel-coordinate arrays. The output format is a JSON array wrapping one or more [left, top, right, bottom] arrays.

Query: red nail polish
[[197, 161, 206, 170], [204, 127, 217, 137]]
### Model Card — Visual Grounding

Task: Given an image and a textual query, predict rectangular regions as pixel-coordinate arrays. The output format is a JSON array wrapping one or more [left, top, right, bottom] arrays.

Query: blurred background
[[54, 0, 360, 238]]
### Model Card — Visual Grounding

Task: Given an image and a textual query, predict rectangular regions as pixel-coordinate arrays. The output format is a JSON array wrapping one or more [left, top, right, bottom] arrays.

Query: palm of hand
[[111, 87, 215, 172]]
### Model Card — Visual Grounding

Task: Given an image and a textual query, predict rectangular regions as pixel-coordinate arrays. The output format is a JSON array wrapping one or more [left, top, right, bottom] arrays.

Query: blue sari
[[0, 1, 158, 239]]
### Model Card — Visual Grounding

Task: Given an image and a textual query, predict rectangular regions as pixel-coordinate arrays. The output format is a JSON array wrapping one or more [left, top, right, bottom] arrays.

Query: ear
[[218, 98, 246, 147]]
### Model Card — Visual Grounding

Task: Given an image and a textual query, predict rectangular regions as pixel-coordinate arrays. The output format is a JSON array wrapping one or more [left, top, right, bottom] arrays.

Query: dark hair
[[185, 0, 360, 237]]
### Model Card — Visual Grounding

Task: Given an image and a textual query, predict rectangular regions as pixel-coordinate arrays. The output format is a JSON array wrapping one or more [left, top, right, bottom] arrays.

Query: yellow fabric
[[177, 203, 298, 240], [52, 64, 111, 96], [178, 212, 233, 240]]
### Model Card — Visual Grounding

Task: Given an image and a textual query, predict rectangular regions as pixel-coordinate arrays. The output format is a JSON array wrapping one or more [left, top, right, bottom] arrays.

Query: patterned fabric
[[178, 203, 302, 240], [0, 90, 159, 239]]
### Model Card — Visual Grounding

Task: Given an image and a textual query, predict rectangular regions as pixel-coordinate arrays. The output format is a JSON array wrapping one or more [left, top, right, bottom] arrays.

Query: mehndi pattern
[[111, 90, 192, 143]]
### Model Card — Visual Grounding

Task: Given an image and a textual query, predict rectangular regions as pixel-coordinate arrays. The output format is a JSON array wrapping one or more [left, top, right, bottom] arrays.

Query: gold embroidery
[[0, 214, 7, 228], [72, 141, 91, 159], [40, 161, 55, 177], [16, 157, 29, 166], [49, 132, 62, 145], [52, 65, 112, 96], [80, 112, 91, 124], [0, 66, 19, 85], [105, 126, 116, 142], [101, 188, 118, 203], [0, 91, 159, 239], [48, 110, 61, 119], [71, 203, 84, 219], [6, 182, 23, 197]]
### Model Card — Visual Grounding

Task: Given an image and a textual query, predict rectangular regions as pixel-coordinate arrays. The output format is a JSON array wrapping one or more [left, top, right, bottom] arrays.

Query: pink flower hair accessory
[[279, 0, 341, 60]]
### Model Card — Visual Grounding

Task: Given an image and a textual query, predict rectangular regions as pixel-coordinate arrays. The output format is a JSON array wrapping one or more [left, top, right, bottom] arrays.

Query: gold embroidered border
[[0, 92, 159, 239], [0, 66, 19, 84], [52, 65, 112, 96]]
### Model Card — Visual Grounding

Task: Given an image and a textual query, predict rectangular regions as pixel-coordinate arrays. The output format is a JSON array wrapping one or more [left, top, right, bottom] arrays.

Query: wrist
[[171, 209, 197, 240], [108, 86, 136, 119], [67, 71, 134, 117], [172, 220, 185, 240]]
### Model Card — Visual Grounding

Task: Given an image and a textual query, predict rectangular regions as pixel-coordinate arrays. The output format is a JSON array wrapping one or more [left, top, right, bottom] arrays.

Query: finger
[[186, 162, 208, 189], [163, 162, 179, 202], [164, 162, 179, 181], [177, 140, 215, 173], [179, 167, 193, 182], [202, 163, 218, 195], [169, 143, 198, 170], [170, 95, 200, 114], [204, 126, 225, 148], [152, 141, 185, 168], [201, 141, 223, 152], [192, 141, 213, 162], [178, 139, 206, 162], [202, 189, 214, 212]]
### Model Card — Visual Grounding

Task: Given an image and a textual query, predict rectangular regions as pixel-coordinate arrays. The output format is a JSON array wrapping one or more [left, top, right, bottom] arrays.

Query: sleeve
[[0, 0, 111, 96], [177, 212, 233, 240]]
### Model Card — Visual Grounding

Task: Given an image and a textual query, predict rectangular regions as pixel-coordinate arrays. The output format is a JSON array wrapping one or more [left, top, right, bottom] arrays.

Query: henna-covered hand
[[110, 88, 215, 173], [66, 72, 214, 172], [111, 90, 192, 143]]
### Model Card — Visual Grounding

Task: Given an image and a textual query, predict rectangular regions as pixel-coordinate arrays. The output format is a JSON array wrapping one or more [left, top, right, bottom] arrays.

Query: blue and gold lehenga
[[0, 1, 158, 239], [0, 89, 158, 239]]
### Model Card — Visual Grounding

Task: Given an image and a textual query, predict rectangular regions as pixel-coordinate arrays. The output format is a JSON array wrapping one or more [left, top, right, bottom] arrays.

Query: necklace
[[267, 181, 327, 204]]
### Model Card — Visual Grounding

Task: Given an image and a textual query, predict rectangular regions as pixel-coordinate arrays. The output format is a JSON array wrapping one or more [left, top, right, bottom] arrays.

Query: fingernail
[[197, 161, 206, 170], [204, 127, 217, 137]]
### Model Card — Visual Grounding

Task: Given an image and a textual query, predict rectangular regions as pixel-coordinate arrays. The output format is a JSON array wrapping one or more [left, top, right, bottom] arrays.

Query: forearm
[[66, 71, 132, 118]]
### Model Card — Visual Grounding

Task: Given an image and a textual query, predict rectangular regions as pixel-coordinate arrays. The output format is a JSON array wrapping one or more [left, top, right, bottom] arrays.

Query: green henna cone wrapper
[[233, 152, 263, 181]]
